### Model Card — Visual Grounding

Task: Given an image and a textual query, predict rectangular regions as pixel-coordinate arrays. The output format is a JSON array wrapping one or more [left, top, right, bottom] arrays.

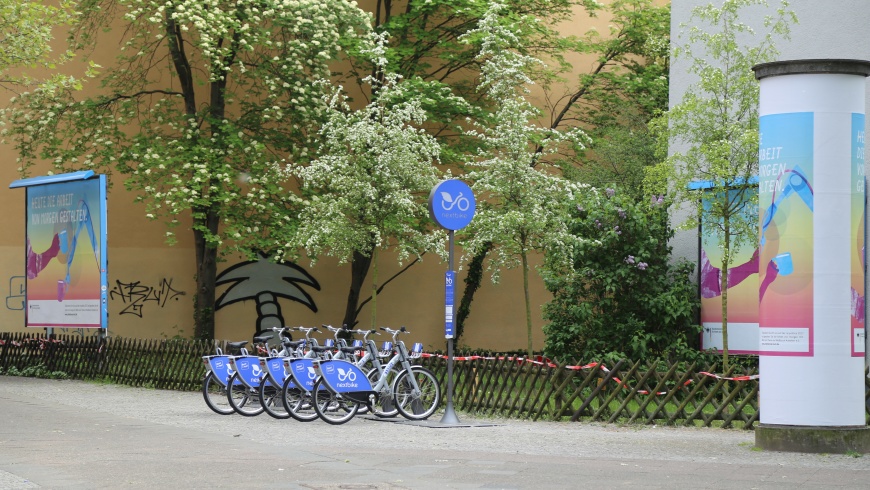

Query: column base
[[756, 424, 870, 454]]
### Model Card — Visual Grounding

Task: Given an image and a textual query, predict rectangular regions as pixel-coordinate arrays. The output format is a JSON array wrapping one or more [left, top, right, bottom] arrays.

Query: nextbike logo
[[307, 367, 316, 380], [336, 382, 358, 388], [428, 180, 476, 231], [439, 190, 470, 212], [337, 367, 356, 382]]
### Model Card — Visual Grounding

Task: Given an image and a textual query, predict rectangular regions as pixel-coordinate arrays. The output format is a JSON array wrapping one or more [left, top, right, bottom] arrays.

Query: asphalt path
[[1, 376, 870, 489]]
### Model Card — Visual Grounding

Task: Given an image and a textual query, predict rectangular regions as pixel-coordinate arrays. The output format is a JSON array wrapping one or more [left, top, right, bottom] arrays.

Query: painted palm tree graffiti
[[216, 253, 320, 336]]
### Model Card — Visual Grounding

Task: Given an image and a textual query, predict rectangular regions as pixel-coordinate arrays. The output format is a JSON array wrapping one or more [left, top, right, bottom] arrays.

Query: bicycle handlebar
[[379, 326, 409, 342]]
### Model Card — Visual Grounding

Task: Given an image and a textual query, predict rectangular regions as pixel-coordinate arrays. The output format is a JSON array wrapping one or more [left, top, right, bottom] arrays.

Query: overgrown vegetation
[[542, 188, 703, 364], [1, 364, 69, 380]]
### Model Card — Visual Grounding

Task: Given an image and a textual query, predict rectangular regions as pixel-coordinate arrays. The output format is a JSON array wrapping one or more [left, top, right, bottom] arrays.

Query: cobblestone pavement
[[1, 376, 870, 489]]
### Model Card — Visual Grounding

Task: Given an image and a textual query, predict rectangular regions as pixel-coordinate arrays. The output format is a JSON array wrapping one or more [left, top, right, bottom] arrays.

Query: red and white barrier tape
[[698, 371, 759, 381], [420, 353, 757, 394]]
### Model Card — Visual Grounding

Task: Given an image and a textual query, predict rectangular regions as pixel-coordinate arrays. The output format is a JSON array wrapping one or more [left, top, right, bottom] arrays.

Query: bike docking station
[[427, 179, 484, 427]]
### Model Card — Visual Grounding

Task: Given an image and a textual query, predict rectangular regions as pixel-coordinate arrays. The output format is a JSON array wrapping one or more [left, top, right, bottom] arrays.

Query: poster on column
[[758, 112, 814, 356], [25, 178, 105, 328], [699, 187, 760, 353], [851, 113, 865, 357]]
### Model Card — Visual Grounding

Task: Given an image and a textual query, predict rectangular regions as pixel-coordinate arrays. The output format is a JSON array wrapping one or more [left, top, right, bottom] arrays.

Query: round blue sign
[[428, 179, 476, 230]]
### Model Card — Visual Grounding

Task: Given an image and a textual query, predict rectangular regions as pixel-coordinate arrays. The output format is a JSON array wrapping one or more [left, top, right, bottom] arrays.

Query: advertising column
[[754, 60, 870, 451]]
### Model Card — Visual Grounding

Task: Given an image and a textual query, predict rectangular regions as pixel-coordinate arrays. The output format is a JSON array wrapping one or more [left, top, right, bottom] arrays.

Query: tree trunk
[[455, 243, 491, 341], [341, 250, 373, 328], [521, 249, 533, 358], [371, 247, 379, 329], [720, 223, 731, 370], [193, 207, 220, 340]]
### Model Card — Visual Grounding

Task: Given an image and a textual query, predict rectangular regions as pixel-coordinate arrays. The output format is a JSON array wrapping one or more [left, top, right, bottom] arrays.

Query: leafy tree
[[462, 3, 589, 357], [331, 0, 597, 332], [2, 0, 371, 339], [542, 189, 699, 364], [289, 37, 458, 328], [453, 0, 671, 341], [0, 0, 78, 89], [646, 0, 795, 368]]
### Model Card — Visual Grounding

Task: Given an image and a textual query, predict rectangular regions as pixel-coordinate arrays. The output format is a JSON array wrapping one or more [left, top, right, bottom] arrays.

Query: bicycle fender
[[286, 358, 317, 392], [317, 359, 373, 393]]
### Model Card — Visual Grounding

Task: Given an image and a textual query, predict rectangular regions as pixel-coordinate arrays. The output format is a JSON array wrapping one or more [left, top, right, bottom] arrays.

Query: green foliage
[[290, 36, 460, 327], [0, 0, 79, 88], [2, 364, 69, 380], [461, 2, 590, 357], [2, 0, 372, 339], [646, 0, 796, 368], [542, 188, 701, 364]]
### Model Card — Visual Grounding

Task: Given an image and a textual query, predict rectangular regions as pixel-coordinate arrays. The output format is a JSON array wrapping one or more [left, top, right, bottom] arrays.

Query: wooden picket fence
[[417, 354, 763, 428], [3, 332, 870, 429]]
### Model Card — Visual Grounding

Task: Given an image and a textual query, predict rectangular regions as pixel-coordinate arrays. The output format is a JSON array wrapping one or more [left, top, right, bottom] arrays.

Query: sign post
[[428, 179, 475, 425]]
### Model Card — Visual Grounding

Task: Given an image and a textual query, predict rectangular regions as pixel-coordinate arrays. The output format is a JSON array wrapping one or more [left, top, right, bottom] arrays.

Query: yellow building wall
[[0, 1, 660, 353]]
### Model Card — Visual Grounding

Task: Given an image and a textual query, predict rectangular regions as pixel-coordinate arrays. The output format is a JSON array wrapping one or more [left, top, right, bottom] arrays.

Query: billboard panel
[[21, 175, 107, 329]]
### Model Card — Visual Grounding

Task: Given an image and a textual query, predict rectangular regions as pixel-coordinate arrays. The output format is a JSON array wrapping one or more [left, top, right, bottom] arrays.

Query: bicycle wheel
[[282, 376, 318, 422], [366, 367, 398, 418], [259, 379, 290, 419], [202, 372, 234, 415], [226, 372, 264, 416], [393, 367, 441, 420], [311, 378, 358, 425]]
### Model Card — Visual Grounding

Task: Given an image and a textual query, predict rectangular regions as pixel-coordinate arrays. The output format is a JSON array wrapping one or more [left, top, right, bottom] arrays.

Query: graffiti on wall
[[216, 253, 320, 335], [6, 276, 25, 310], [109, 278, 187, 317]]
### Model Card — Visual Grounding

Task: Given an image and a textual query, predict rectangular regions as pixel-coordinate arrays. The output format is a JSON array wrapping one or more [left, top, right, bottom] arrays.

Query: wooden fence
[[3, 332, 869, 429]]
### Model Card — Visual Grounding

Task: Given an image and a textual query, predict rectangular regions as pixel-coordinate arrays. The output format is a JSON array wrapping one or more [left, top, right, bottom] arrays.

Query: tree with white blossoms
[[0, 0, 79, 90], [647, 0, 795, 369], [462, 2, 590, 357], [1, 0, 371, 339], [290, 35, 458, 329]]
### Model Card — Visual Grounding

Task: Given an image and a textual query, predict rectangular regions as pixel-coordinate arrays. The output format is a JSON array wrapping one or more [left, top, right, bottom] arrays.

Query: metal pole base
[[440, 401, 461, 424]]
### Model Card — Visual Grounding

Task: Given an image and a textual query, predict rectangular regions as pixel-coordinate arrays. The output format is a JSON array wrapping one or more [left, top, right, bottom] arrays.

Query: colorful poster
[[699, 187, 759, 354], [25, 178, 106, 328], [851, 113, 866, 357], [758, 112, 814, 356]]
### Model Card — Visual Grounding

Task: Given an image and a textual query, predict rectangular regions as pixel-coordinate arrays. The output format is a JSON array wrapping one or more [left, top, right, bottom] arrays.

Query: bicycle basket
[[379, 341, 393, 358], [409, 342, 424, 359]]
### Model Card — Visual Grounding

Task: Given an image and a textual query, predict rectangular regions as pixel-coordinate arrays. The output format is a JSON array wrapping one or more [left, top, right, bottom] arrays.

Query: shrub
[[542, 188, 704, 363]]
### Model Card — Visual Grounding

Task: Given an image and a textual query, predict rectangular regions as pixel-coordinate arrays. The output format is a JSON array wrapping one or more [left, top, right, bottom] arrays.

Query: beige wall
[[0, 1, 652, 352]]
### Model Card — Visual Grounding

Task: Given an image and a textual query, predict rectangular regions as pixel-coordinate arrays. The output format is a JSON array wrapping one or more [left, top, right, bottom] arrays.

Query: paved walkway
[[1, 376, 870, 489]]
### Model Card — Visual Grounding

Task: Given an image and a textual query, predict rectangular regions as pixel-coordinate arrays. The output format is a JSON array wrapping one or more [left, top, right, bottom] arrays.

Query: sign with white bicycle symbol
[[428, 179, 476, 231]]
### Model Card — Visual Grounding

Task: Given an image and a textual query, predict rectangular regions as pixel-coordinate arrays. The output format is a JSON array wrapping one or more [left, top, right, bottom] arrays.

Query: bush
[[542, 188, 704, 364]]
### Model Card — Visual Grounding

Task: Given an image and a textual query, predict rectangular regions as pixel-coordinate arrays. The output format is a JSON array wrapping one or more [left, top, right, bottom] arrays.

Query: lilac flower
[[637, 262, 648, 270], [624, 255, 635, 264], [595, 219, 601, 228], [618, 208, 626, 219], [606, 188, 615, 197], [651, 194, 664, 206]]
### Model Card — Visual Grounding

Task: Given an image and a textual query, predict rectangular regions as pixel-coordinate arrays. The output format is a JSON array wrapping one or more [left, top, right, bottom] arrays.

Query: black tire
[[226, 372, 264, 416], [366, 367, 398, 418], [259, 378, 290, 419], [311, 378, 358, 425], [202, 372, 234, 415], [282, 375, 318, 422], [393, 367, 441, 420]]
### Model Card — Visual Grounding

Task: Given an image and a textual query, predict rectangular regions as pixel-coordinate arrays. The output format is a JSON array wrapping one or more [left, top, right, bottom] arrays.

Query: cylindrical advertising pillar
[[754, 59, 870, 452]]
